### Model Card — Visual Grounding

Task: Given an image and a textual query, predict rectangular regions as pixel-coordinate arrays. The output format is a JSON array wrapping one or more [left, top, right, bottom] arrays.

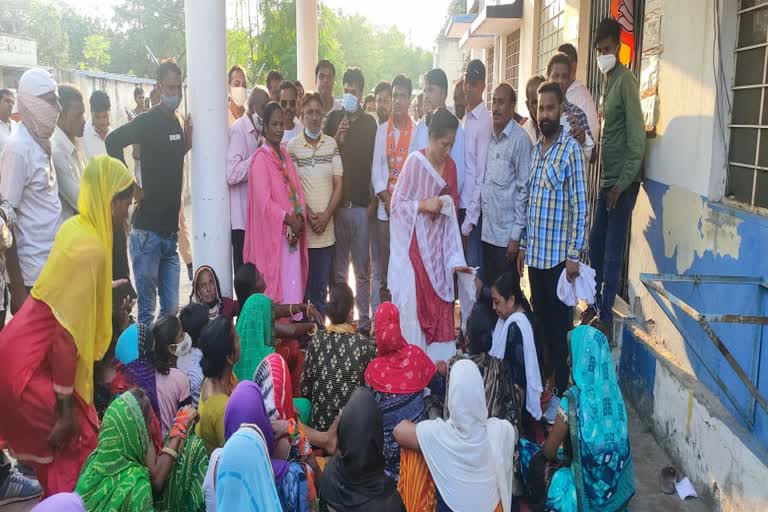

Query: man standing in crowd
[[288, 92, 343, 321], [461, 59, 493, 271], [52, 84, 86, 220], [280, 80, 303, 142], [228, 64, 248, 126], [453, 79, 466, 120], [324, 67, 377, 334], [547, 53, 594, 160], [584, 18, 646, 337], [107, 60, 191, 326], [0, 89, 16, 154], [364, 94, 376, 114], [81, 90, 111, 160], [317, 59, 342, 122], [558, 43, 600, 141], [372, 74, 416, 306], [523, 75, 545, 143], [266, 69, 284, 102], [481, 83, 531, 286], [373, 81, 392, 125], [0, 68, 62, 313], [416, 68, 465, 198], [518, 81, 586, 393], [227, 86, 269, 273]]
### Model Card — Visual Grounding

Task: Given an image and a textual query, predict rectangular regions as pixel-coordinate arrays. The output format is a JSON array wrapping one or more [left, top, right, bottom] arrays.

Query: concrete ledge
[[617, 320, 768, 512]]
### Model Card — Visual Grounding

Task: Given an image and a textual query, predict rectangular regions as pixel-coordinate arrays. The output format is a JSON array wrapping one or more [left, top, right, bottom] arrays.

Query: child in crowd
[[178, 302, 210, 407]]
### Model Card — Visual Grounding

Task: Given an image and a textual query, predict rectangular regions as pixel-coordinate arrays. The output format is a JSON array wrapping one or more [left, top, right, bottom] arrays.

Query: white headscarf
[[18, 68, 59, 155], [416, 359, 516, 512]]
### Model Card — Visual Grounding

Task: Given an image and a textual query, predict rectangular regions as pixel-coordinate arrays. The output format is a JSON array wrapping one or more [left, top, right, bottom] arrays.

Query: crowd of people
[[0, 16, 644, 512]]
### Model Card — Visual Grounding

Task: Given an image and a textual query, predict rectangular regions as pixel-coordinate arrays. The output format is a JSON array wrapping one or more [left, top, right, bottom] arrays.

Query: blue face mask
[[161, 93, 181, 111], [304, 127, 322, 140], [342, 93, 359, 113]]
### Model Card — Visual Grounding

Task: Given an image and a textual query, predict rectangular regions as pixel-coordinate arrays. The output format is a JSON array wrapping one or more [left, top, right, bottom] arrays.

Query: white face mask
[[230, 86, 247, 107], [597, 54, 617, 75], [171, 333, 193, 358]]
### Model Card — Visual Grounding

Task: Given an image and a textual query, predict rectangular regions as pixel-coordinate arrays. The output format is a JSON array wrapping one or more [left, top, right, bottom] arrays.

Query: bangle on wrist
[[161, 446, 178, 460]]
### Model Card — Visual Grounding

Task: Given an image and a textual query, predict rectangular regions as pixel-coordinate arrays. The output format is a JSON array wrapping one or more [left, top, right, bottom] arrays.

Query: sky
[[59, 0, 454, 51]]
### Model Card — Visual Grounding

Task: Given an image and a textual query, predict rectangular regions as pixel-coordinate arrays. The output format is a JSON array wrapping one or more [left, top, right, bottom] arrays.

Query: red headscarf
[[365, 302, 436, 394]]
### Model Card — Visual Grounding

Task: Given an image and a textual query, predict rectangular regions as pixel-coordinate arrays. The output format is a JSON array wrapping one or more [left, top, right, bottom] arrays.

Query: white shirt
[[413, 114, 466, 201], [80, 121, 110, 162], [567, 80, 600, 142], [0, 119, 16, 156], [371, 119, 419, 221], [51, 126, 86, 220], [282, 119, 303, 143], [0, 123, 61, 286], [461, 102, 493, 234], [522, 118, 538, 144]]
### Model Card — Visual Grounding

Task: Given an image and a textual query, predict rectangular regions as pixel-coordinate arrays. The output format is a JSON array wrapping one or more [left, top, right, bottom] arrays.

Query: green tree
[[80, 34, 111, 71], [61, 7, 106, 68], [0, 0, 70, 67]]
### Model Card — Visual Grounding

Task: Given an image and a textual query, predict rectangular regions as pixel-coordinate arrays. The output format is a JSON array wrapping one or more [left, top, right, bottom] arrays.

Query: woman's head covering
[[115, 323, 154, 365], [320, 387, 402, 511], [75, 391, 154, 511], [365, 302, 436, 394], [568, 326, 630, 468], [223, 381, 290, 481], [253, 353, 295, 421], [215, 426, 282, 511], [32, 156, 134, 404], [32, 493, 85, 512], [233, 293, 274, 381], [192, 265, 224, 319], [416, 359, 516, 512]]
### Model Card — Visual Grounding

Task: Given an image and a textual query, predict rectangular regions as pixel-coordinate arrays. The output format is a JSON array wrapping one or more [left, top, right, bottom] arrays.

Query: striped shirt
[[521, 127, 587, 269], [287, 131, 343, 248]]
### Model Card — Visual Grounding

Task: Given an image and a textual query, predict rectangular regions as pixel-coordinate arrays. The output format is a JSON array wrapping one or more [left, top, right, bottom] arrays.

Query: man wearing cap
[[0, 68, 63, 313], [461, 59, 493, 272]]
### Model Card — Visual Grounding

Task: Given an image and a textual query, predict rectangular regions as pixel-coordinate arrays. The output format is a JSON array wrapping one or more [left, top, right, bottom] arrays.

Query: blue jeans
[[306, 246, 334, 321], [130, 228, 181, 327], [589, 182, 640, 325]]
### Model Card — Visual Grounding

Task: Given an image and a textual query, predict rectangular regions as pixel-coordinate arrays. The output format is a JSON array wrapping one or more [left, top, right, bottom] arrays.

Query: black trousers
[[232, 229, 245, 274], [528, 261, 571, 393], [482, 241, 519, 287]]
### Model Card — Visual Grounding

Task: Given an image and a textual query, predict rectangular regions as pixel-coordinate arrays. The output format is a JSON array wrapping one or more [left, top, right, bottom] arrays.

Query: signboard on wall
[[0, 34, 37, 67]]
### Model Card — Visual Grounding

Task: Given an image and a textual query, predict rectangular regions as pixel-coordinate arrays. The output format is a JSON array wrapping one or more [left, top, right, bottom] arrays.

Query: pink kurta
[[244, 144, 309, 304]]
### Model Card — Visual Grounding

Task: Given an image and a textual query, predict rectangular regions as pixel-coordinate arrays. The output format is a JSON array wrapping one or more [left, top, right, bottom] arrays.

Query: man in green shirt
[[584, 17, 646, 337]]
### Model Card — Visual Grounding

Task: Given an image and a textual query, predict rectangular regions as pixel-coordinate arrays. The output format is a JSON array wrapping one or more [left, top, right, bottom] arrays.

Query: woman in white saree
[[388, 109, 470, 362]]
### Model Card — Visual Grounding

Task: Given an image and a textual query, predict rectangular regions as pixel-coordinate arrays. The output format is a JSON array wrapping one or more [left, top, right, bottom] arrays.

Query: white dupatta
[[388, 151, 466, 359]]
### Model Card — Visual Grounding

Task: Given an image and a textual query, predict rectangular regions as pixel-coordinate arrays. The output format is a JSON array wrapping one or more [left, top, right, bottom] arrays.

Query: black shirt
[[323, 109, 377, 207], [106, 106, 186, 233]]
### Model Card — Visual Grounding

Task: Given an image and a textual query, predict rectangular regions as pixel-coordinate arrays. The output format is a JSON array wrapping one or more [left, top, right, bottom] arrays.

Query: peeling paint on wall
[[661, 186, 742, 273]]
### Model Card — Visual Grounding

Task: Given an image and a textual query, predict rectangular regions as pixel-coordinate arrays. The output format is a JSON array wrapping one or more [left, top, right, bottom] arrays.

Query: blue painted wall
[[636, 179, 768, 448]]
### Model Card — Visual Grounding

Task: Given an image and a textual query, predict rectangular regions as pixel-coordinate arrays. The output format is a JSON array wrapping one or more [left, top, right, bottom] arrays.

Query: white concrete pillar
[[296, 0, 319, 86], [184, 0, 233, 296]]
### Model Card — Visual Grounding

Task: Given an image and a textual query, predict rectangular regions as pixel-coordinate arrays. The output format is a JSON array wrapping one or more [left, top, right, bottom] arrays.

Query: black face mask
[[539, 119, 559, 137]]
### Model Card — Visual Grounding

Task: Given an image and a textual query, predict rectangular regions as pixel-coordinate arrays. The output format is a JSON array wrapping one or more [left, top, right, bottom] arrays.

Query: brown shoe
[[579, 305, 598, 326]]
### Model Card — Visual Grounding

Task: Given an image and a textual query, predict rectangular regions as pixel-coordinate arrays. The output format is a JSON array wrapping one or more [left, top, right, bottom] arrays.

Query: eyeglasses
[[280, 99, 297, 108]]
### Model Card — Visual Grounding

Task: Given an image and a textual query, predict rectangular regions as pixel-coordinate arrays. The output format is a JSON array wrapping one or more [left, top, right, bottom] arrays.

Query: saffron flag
[[611, 0, 635, 65]]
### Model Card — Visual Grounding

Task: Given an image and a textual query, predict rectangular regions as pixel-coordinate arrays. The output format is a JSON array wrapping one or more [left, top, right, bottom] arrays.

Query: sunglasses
[[280, 99, 297, 108]]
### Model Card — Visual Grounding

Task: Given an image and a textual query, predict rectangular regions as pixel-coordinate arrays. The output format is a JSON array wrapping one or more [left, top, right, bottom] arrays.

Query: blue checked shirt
[[521, 127, 587, 269]]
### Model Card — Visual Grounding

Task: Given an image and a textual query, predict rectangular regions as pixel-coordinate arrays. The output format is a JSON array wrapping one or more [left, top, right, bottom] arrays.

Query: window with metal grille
[[537, 0, 565, 75], [728, 0, 768, 208], [486, 45, 495, 110], [505, 29, 521, 94]]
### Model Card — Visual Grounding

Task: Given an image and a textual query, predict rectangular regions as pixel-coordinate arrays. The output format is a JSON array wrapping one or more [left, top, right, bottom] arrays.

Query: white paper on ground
[[457, 267, 479, 334], [675, 477, 698, 500]]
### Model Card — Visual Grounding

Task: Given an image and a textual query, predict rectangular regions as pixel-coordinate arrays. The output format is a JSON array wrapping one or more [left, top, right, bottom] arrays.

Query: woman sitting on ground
[[196, 315, 239, 454], [520, 326, 635, 512], [364, 302, 436, 480], [320, 387, 406, 512], [234, 262, 320, 384], [75, 388, 202, 511], [300, 283, 376, 432], [178, 302, 210, 407], [488, 271, 543, 423], [394, 359, 516, 512], [152, 314, 193, 438], [0, 156, 134, 495], [191, 265, 238, 320]]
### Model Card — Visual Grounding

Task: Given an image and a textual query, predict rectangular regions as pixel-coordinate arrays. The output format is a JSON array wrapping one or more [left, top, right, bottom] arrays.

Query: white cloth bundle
[[557, 262, 597, 307]]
